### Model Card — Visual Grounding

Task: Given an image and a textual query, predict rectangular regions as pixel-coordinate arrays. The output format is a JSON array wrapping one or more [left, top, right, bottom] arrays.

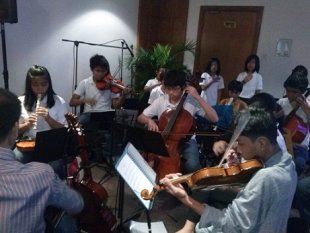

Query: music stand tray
[[33, 127, 74, 163], [127, 127, 169, 156]]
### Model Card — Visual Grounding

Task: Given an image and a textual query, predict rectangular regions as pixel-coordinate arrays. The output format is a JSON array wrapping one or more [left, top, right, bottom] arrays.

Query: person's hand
[[160, 173, 188, 200], [122, 87, 132, 96], [243, 73, 253, 83], [84, 98, 97, 107], [147, 119, 159, 132], [28, 112, 37, 126], [185, 85, 199, 99], [213, 140, 228, 156], [36, 106, 49, 119]]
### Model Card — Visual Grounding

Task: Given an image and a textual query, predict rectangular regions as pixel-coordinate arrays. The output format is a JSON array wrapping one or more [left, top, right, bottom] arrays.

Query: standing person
[[161, 107, 297, 233], [143, 67, 166, 93], [199, 58, 225, 106], [69, 54, 130, 125], [15, 65, 68, 178], [137, 70, 218, 176], [277, 71, 310, 175], [0, 88, 84, 233], [236, 54, 263, 103]]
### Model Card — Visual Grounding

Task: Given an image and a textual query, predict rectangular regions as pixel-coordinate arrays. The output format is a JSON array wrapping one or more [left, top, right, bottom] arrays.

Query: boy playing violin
[[161, 107, 297, 233], [69, 54, 130, 125], [137, 70, 218, 175]]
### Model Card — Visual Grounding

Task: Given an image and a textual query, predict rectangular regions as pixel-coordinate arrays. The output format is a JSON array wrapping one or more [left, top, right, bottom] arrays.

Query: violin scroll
[[140, 188, 157, 201]]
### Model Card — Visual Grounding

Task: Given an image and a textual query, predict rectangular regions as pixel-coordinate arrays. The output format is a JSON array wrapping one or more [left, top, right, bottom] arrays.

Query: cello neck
[[162, 92, 188, 137]]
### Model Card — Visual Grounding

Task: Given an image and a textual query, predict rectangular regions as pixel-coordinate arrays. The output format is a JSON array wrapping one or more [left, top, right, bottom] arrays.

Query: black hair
[[204, 58, 221, 75], [249, 92, 277, 113], [284, 71, 309, 93], [24, 65, 56, 111], [228, 80, 243, 93], [163, 70, 187, 88], [238, 106, 277, 144], [0, 88, 21, 142], [90, 54, 110, 73], [244, 54, 260, 73], [292, 65, 308, 78]]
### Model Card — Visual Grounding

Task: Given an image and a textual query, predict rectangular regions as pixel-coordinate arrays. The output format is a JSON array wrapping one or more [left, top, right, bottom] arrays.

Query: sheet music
[[130, 220, 167, 233], [115, 143, 157, 210]]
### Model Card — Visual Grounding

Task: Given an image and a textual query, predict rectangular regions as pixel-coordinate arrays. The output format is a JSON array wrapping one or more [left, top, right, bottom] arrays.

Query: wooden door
[[194, 6, 263, 98]]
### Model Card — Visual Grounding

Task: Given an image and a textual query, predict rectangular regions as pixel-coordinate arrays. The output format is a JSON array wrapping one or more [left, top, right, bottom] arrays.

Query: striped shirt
[[0, 147, 84, 233]]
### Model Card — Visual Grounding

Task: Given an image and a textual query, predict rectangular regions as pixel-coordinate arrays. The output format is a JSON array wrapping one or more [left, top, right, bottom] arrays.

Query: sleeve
[[236, 72, 244, 81], [143, 97, 161, 118], [74, 79, 86, 97], [54, 96, 69, 125], [148, 89, 156, 104], [197, 170, 271, 233], [18, 96, 29, 124], [48, 174, 84, 214], [256, 74, 263, 90]]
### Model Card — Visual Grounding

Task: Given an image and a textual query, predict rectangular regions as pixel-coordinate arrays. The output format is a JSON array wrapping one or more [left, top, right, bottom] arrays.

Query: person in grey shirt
[[161, 107, 297, 233]]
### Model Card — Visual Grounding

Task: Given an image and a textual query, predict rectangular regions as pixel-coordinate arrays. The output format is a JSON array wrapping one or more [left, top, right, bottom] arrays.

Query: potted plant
[[127, 41, 196, 95]]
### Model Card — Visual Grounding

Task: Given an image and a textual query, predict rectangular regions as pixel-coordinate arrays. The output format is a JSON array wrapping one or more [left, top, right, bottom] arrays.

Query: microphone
[[122, 39, 134, 57]]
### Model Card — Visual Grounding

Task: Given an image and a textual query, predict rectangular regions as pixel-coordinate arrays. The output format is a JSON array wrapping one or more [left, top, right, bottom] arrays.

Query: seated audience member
[[277, 70, 310, 175], [144, 67, 166, 93], [15, 65, 68, 178], [236, 54, 263, 103], [219, 80, 247, 113], [161, 107, 297, 233], [0, 88, 84, 233], [199, 58, 225, 106], [137, 70, 218, 176]]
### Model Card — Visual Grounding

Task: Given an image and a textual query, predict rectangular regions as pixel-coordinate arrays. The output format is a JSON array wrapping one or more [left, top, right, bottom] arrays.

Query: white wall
[[0, 0, 139, 104], [185, 0, 310, 98], [0, 0, 309, 101]]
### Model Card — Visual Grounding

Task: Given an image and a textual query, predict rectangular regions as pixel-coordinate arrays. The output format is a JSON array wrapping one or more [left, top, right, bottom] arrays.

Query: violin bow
[[218, 108, 251, 167]]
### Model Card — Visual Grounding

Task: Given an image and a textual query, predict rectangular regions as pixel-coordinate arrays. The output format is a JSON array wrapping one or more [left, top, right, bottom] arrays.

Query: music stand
[[127, 126, 169, 157], [33, 127, 74, 163]]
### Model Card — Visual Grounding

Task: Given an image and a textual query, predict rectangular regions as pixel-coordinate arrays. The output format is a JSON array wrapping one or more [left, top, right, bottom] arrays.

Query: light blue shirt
[[0, 147, 84, 233], [196, 150, 297, 233]]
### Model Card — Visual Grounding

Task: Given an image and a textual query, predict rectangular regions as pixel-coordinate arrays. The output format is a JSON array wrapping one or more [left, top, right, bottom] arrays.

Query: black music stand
[[33, 127, 76, 179], [127, 126, 169, 157], [84, 111, 117, 183]]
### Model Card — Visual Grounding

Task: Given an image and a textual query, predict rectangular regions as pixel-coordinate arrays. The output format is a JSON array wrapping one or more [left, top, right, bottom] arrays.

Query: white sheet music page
[[115, 142, 157, 210]]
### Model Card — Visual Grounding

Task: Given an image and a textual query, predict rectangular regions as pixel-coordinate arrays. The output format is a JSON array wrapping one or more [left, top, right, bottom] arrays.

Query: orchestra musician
[[15, 65, 68, 178], [0, 88, 84, 233], [137, 69, 218, 174], [69, 54, 130, 126], [161, 107, 297, 233], [276, 68, 310, 175]]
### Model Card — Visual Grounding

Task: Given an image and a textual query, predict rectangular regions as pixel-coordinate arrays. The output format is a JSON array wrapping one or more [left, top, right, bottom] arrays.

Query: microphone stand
[[1, 22, 9, 90]]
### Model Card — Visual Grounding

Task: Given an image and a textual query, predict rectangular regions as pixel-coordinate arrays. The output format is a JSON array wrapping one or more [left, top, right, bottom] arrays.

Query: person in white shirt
[[143, 67, 166, 93], [199, 58, 225, 106], [236, 54, 263, 103]]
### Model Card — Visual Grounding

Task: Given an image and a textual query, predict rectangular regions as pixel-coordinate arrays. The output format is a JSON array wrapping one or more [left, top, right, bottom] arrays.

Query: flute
[[33, 94, 41, 129]]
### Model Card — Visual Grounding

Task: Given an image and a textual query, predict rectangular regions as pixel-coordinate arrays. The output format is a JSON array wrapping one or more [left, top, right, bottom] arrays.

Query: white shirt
[[236, 71, 263, 98], [143, 94, 204, 118], [74, 76, 119, 113], [148, 85, 165, 104], [277, 97, 310, 147], [19, 95, 68, 138], [144, 78, 160, 88], [200, 72, 224, 106]]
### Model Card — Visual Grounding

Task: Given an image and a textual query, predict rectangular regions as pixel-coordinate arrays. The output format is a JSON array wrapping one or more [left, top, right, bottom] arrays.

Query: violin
[[96, 74, 127, 94], [141, 159, 264, 200]]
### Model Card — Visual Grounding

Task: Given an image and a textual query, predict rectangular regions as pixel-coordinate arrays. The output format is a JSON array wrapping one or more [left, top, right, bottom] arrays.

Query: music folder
[[115, 142, 157, 210], [126, 126, 169, 157]]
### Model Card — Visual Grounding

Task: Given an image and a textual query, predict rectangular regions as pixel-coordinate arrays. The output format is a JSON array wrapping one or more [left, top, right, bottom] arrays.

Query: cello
[[65, 113, 117, 233], [150, 92, 196, 181]]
